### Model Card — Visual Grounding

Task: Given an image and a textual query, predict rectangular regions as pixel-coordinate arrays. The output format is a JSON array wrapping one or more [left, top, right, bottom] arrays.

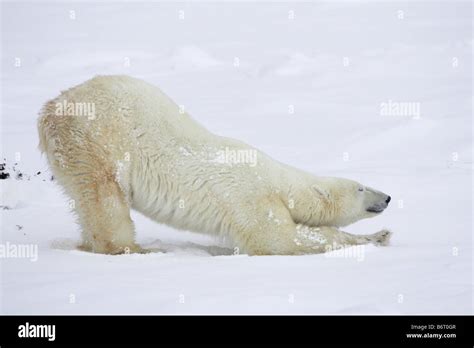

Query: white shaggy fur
[[38, 75, 392, 255]]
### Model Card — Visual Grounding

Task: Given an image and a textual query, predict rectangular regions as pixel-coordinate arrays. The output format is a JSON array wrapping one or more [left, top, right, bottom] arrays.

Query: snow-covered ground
[[0, 1, 472, 314]]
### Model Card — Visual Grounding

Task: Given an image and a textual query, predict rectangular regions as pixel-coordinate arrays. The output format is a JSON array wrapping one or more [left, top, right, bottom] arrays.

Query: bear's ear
[[311, 185, 330, 199]]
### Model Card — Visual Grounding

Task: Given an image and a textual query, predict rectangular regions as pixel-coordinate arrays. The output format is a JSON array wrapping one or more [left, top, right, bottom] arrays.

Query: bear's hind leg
[[49, 160, 143, 254], [75, 176, 143, 254]]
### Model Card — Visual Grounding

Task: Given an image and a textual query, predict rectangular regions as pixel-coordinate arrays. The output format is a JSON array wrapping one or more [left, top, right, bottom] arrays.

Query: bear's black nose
[[385, 196, 391, 204]]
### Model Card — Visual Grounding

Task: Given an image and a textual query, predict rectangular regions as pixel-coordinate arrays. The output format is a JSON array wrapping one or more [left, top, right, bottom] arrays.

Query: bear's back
[[38, 75, 213, 154]]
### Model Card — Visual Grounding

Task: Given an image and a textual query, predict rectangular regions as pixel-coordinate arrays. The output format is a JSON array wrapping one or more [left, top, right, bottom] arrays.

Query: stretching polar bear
[[38, 75, 392, 255]]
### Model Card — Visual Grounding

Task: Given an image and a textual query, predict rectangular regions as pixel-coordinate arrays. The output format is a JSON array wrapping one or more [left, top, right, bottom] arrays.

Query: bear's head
[[304, 177, 391, 227]]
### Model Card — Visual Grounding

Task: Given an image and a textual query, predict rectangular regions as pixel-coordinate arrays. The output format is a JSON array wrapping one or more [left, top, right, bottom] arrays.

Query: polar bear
[[38, 75, 392, 255]]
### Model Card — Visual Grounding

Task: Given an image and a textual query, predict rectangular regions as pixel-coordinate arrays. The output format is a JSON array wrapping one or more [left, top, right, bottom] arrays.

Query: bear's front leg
[[295, 226, 393, 251], [235, 201, 392, 255]]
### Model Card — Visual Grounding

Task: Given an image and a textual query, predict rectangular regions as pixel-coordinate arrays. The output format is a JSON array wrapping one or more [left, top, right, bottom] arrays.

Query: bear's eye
[[358, 187, 364, 192]]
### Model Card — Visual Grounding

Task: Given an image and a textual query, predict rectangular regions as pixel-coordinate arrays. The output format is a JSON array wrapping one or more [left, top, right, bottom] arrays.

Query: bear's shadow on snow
[[143, 240, 235, 256], [50, 238, 235, 256]]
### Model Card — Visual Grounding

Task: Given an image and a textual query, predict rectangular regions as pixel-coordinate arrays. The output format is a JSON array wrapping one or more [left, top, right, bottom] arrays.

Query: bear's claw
[[371, 229, 393, 246]]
